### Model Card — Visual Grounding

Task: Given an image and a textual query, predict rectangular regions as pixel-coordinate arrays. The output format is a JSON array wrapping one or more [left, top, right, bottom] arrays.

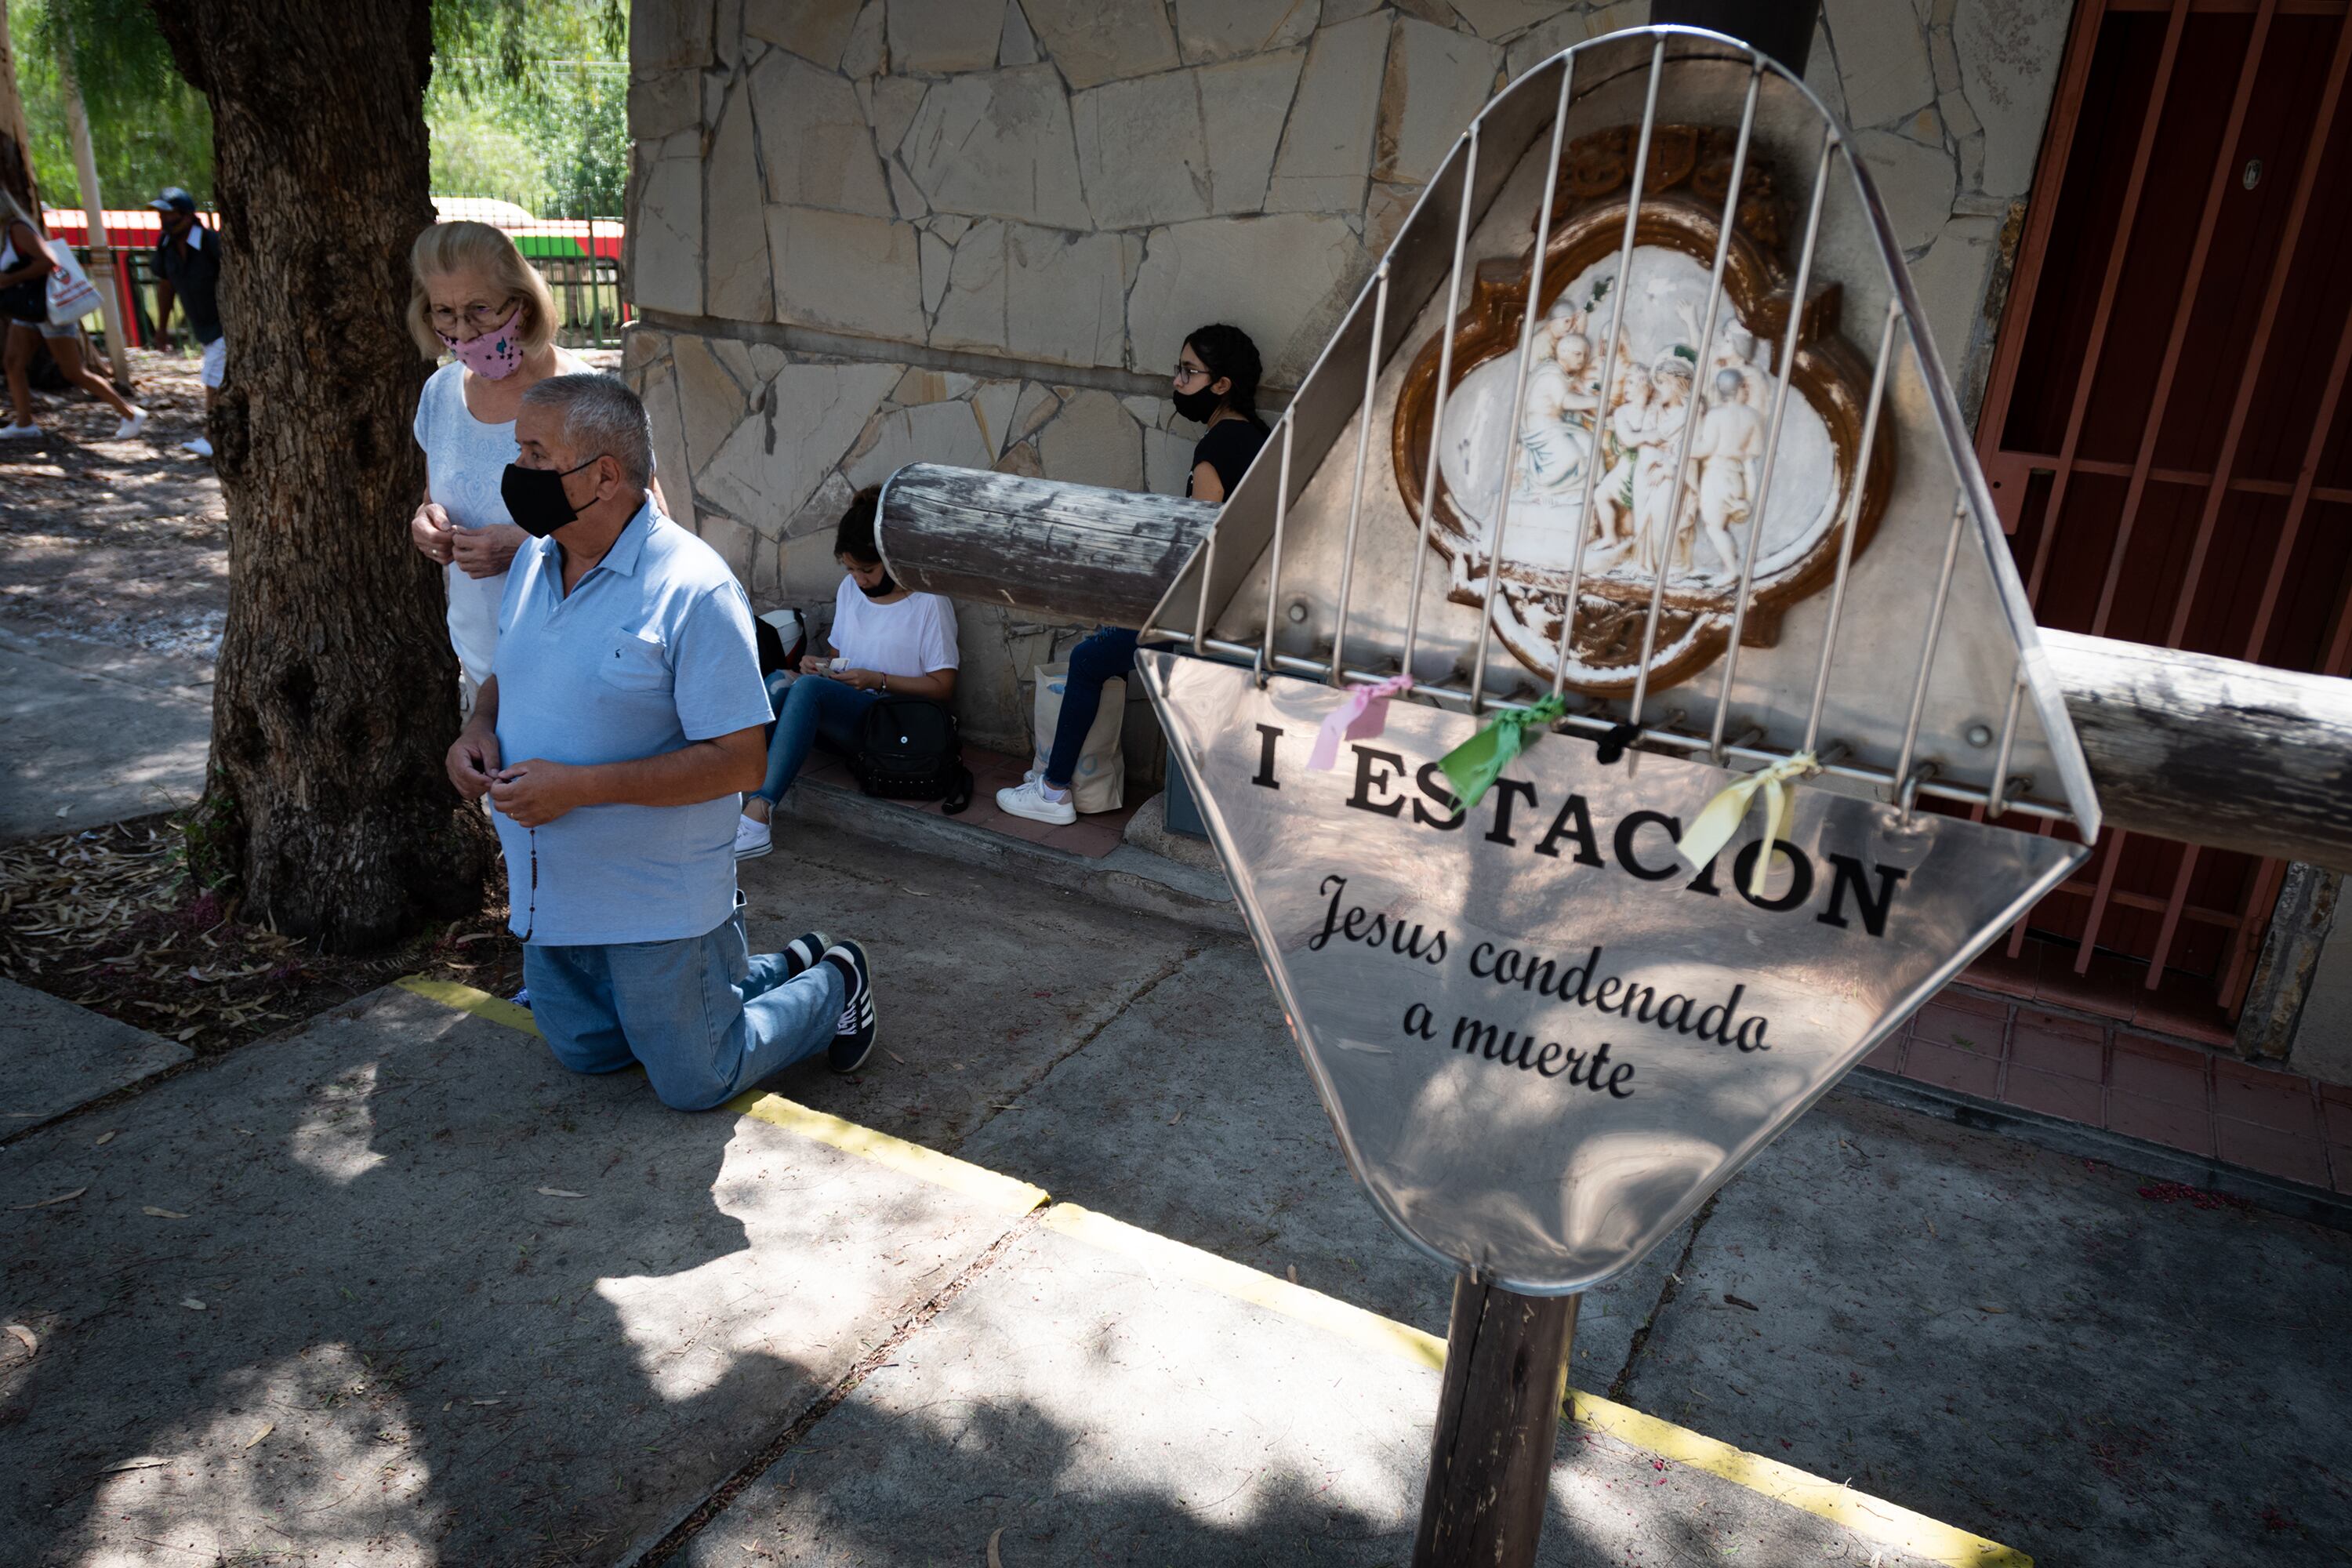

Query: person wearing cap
[[149, 187, 224, 458]]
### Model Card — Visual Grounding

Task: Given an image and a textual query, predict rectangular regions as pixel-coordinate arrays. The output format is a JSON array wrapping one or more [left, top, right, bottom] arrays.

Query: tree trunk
[[148, 0, 492, 950]]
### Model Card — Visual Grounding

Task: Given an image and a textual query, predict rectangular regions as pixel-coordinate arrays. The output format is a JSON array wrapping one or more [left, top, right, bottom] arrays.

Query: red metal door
[[1973, 0, 2352, 1029]]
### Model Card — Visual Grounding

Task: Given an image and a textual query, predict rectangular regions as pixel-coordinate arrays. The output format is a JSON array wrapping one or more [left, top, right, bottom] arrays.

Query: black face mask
[[1171, 384, 1223, 423], [858, 571, 898, 599], [501, 456, 602, 538]]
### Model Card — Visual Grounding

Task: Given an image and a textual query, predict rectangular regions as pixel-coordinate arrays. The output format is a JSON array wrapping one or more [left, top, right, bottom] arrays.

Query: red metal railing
[[1973, 0, 2352, 1026]]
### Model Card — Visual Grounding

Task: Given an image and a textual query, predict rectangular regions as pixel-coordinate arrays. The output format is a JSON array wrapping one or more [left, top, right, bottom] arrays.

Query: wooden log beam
[[877, 467, 2352, 873], [875, 464, 1214, 632], [2039, 630, 2352, 871]]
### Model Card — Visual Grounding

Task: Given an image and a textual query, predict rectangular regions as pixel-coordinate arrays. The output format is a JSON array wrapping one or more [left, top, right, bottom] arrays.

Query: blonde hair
[[405, 220, 557, 361]]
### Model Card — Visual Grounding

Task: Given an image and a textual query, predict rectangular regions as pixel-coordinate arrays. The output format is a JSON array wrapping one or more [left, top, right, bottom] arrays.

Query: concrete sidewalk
[[0, 619, 212, 842], [5, 829, 2348, 1566]]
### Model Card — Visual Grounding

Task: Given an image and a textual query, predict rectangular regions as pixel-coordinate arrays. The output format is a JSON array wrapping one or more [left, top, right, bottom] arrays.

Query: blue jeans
[[523, 902, 844, 1111], [1044, 627, 1138, 788], [756, 671, 878, 804]]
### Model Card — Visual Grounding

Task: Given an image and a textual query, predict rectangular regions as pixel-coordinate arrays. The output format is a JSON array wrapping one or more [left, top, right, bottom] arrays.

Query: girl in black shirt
[[996, 324, 1269, 825]]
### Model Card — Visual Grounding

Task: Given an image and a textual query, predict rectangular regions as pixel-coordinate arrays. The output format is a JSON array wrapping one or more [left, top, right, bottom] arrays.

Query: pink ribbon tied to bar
[[1308, 674, 1415, 771]]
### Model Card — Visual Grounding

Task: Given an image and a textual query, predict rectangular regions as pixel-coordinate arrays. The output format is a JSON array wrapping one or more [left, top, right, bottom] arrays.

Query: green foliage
[[11, 0, 628, 220], [9, 0, 213, 211], [426, 55, 628, 218]]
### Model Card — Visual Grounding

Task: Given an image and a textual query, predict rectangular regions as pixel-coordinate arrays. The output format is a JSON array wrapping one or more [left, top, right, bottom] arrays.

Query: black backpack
[[851, 695, 973, 812]]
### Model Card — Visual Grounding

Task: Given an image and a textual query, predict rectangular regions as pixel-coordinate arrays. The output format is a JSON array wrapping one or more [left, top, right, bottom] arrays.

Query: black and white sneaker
[[779, 931, 831, 979], [822, 939, 877, 1073]]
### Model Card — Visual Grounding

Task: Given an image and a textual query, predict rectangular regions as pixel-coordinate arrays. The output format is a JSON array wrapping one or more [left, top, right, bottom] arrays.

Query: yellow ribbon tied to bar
[[1675, 752, 1819, 898]]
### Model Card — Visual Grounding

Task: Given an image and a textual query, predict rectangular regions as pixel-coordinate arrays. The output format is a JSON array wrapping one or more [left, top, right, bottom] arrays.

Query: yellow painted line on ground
[[728, 1091, 1047, 1217], [401, 976, 2024, 1565], [396, 975, 542, 1036], [395, 975, 1045, 1217], [1045, 1203, 2029, 1568]]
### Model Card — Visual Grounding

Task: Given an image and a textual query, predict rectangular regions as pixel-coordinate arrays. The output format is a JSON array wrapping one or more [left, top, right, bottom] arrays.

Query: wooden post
[[1414, 1276, 1578, 1568], [54, 12, 135, 390]]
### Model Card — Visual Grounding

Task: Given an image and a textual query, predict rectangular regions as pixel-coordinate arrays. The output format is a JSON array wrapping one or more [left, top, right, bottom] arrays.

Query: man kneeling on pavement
[[444, 372, 877, 1108]]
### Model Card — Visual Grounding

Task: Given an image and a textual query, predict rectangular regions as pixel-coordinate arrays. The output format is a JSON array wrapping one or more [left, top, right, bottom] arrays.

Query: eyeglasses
[[429, 298, 517, 332], [1172, 363, 1210, 385]]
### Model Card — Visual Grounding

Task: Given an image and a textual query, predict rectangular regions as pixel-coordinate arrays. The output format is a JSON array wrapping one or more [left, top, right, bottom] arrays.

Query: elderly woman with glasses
[[995, 322, 1269, 826], [403, 220, 598, 706]]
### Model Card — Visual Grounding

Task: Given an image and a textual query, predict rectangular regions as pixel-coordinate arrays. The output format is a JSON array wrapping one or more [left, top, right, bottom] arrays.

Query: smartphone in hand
[[800, 655, 834, 676]]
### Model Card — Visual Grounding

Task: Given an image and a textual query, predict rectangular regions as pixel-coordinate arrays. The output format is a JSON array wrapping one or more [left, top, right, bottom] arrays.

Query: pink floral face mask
[[437, 305, 524, 379]]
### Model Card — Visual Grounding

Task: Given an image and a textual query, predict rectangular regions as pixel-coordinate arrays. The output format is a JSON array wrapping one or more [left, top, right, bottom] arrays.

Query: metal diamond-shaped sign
[[1137, 26, 2098, 1293]]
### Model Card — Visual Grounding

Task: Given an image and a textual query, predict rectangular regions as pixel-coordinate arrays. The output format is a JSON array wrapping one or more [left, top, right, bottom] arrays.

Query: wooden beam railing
[[877, 463, 2352, 877]]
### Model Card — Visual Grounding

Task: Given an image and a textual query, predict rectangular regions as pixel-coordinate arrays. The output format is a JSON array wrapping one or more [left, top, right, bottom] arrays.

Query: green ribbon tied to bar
[[1438, 695, 1567, 815], [1675, 751, 1820, 898]]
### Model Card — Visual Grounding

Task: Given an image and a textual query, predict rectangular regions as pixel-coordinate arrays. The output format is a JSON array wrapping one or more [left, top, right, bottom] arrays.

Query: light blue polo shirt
[[491, 499, 772, 946]]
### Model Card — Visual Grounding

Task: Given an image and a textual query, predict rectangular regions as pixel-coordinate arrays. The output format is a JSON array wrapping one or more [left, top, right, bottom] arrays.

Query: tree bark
[[148, 0, 491, 950]]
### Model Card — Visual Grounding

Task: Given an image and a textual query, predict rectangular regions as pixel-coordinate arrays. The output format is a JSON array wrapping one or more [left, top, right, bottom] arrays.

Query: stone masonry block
[[887, 0, 1004, 75], [706, 82, 775, 322], [673, 335, 748, 477], [1036, 388, 1145, 491], [699, 359, 902, 530], [744, 0, 866, 67], [1174, 0, 1319, 65], [1021, 0, 1182, 91], [1955, 0, 2071, 200], [929, 220, 1008, 352], [1072, 70, 1214, 230], [765, 205, 927, 340], [1266, 12, 1392, 213], [1849, 128, 1958, 254], [1375, 14, 1503, 187], [628, 69, 701, 142], [1005, 225, 1127, 368], [844, 398, 993, 490], [1198, 49, 1307, 215], [750, 52, 894, 216], [631, 131, 705, 316], [1129, 212, 1365, 386], [1824, 0, 1938, 128], [899, 67, 1091, 227]]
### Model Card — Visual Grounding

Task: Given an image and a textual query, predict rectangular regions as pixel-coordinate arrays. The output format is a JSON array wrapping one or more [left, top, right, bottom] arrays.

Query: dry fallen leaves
[[10, 1187, 86, 1210], [243, 1422, 274, 1450], [5, 1323, 37, 1353], [1286, 1265, 1299, 1285], [536, 1187, 584, 1199], [987, 1526, 1004, 1568], [180, 1298, 205, 1311], [93, 1130, 118, 1146], [105, 1456, 169, 1474], [143, 1206, 191, 1219]]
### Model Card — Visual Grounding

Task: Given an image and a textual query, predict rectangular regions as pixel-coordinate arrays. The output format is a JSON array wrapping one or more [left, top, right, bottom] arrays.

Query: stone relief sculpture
[[1392, 125, 1894, 696]]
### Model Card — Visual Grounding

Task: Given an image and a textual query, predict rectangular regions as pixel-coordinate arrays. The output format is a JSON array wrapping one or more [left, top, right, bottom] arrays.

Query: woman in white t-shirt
[[735, 488, 960, 859]]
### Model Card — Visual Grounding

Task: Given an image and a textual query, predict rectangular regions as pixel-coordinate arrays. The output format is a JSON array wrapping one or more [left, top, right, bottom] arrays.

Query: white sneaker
[[0, 423, 40, 441], [183, 435, 214, 457], [734, 812, 773, 859], [996, 777, 1076, 826], [113, 409, 149, 440]]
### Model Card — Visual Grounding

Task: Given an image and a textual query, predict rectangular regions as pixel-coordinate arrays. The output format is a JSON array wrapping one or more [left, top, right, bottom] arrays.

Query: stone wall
[[622, 0, 2073, 764]]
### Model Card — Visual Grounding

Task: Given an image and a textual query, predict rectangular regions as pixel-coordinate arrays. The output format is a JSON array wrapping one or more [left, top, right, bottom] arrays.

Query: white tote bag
[[44, 240, 100, 326], [1030, 662, 1125, 815]]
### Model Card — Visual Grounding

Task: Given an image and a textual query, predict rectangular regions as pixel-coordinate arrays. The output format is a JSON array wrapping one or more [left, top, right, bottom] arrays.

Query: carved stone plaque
[[1391, 125, 1894, 697]]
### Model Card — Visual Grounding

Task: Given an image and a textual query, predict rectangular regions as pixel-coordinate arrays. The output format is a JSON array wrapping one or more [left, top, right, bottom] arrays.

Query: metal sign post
[[1125, 27, 2098, 1565]]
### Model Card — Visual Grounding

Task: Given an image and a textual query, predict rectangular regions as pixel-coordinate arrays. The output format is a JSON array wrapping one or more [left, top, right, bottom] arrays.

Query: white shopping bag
[[44, 241, 100, 326], [1030, 662, 1124, 815]]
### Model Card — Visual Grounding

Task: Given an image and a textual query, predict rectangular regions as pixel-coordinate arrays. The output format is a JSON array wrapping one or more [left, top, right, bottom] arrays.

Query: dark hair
[[1185, 323, 1264, 423], [833, 486, 884, 565]]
